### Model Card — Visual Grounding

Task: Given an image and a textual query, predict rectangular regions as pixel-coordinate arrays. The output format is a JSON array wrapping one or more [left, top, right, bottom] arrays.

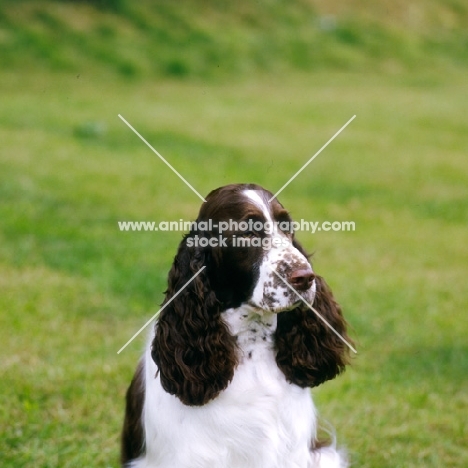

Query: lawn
[[1, 64, 467, 468]]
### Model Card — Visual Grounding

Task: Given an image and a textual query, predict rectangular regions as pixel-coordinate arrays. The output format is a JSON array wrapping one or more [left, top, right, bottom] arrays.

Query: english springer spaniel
[[121, 183, 353, 468]]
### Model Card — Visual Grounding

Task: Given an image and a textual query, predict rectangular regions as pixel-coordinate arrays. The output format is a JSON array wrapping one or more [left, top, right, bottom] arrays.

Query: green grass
[[1, 68, 467, 468], [1, 1, 468, 467], [1, 0, 468, 79]]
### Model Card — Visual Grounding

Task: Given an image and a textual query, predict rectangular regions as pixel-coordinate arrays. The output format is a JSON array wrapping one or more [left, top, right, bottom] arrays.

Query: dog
[[121, 183, 353, 467]]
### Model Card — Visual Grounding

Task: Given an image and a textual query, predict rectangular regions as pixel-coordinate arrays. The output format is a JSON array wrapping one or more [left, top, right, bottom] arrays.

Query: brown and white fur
[[121, 183, 353, 468]]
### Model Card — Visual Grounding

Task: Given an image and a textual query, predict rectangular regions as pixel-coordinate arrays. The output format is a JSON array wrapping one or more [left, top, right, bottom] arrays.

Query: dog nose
[[289, 268, 315, 291]]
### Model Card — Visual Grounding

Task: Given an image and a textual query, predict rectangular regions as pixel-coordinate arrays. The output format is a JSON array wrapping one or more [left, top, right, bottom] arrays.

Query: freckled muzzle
[[248, 241, 316, 313]]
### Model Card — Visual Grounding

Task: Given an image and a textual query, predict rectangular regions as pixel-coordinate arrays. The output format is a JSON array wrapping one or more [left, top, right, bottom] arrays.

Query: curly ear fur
[[151, 232, 238, 406], [275, 275, 352, 388]]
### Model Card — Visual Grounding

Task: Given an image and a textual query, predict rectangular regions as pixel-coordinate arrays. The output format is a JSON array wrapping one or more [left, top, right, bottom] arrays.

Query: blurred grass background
[[0, 1, 467, 467]]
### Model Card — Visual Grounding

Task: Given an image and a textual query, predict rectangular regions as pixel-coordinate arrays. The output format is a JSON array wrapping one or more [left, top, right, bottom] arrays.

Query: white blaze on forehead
[[243, 190, 273, 225], [243, 189, 315, 312]]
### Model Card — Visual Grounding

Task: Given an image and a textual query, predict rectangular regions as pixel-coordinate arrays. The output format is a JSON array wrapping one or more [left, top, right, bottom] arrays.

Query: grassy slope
[[1, 0, 468, 78], [1, 1, 467, 467]]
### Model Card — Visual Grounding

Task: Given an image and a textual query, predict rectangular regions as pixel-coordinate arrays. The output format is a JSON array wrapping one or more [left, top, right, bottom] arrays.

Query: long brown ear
[[275, 274, 353, 388], [151, 231, 238, 406]]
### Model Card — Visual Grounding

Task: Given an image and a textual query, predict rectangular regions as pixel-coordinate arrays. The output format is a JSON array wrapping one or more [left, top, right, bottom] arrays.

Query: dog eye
[[275, 217, 293, 235], [278, 224, 293, 235], [242, 230, 258, 238]]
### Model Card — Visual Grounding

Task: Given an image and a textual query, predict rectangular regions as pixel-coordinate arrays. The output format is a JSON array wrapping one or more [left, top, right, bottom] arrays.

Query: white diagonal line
[[118, 114, 207, 203], [117, 266, 206, 354], [270, 269, 357, 354], [268, 115, 356, 202]]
